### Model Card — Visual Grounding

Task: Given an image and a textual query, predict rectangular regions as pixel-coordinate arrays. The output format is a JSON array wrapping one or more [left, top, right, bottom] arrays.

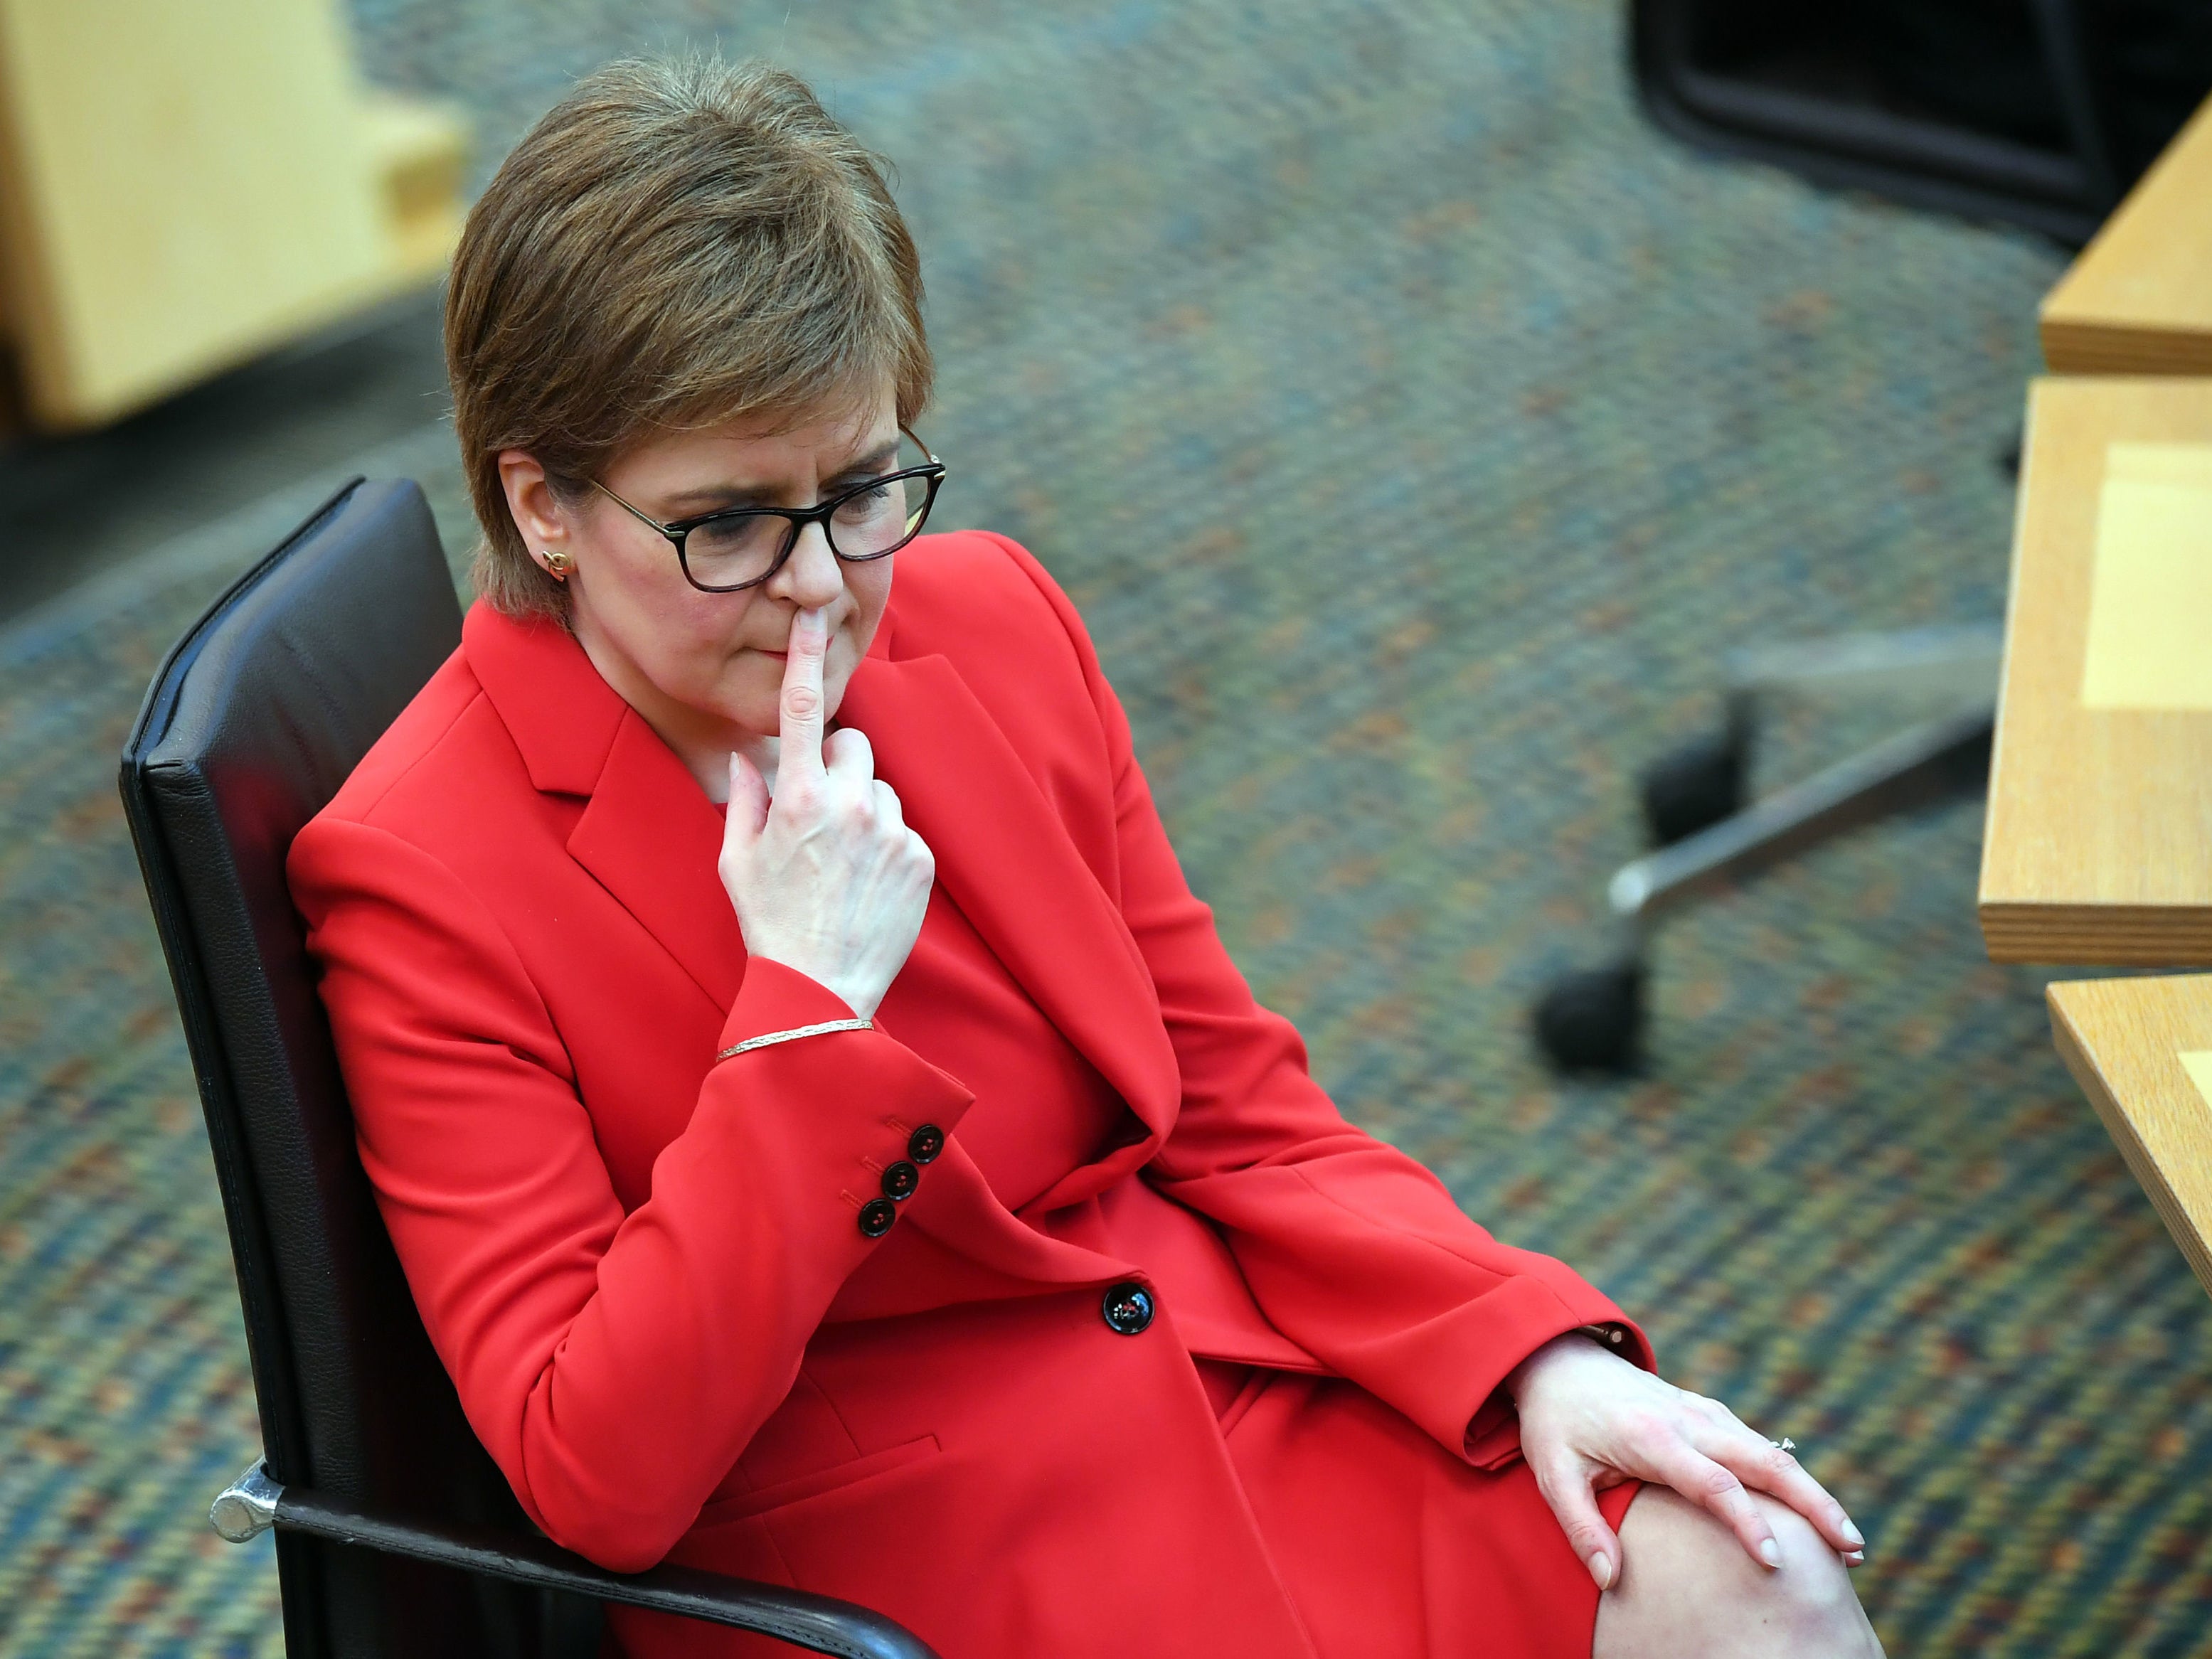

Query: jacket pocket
[[694, 1434, 941, 1525]]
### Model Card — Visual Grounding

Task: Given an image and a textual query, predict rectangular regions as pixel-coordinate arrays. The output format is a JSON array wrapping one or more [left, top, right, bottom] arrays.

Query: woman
[[289, 55, 1882, 1659]]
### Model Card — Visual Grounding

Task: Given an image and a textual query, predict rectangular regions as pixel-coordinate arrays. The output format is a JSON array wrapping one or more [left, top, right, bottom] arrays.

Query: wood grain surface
[[0, 0, 462, 430], [1979, 378, 2212, 964], [2041, 94, 2212, 376], [2048, 975, 2212, 1301]]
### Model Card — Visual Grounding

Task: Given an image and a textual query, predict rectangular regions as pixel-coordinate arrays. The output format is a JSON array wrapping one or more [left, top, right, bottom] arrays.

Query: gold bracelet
[[716, 1018, 874, 1062]]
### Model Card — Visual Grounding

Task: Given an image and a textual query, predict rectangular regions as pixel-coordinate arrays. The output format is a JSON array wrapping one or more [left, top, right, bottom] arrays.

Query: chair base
[[1532, 627, 1999, 1077]]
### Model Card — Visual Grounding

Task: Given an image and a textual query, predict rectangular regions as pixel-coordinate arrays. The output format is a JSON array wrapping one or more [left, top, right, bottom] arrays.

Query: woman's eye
[[832, 481, 895, 521], [691, 516, 776, 558]]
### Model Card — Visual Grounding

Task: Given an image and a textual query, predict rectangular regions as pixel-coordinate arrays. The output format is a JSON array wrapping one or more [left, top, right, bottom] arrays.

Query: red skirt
[[616, 1361, 1638, 1659], [1201, 1361, 1639, 1659]]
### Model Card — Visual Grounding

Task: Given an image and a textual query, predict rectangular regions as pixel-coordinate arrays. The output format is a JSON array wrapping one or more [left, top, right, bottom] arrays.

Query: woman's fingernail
[[1760, 1537, 1783, 1569], [1844, 1550, 1865, 1568], [1841, 1519, 1866, 1549], [1588, 1552, 1614, 1591]]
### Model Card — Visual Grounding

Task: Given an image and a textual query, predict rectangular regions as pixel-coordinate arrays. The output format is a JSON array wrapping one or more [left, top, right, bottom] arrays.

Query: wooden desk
[[1979, 376, 2212, 964], [0, 0, 464, 431], [2050, 976, 2212, 1300], [2041, 95, 2212, 376]]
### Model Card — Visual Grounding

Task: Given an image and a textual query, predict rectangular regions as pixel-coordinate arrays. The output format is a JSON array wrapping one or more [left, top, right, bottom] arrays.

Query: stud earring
[[542, 549, 573, 580]]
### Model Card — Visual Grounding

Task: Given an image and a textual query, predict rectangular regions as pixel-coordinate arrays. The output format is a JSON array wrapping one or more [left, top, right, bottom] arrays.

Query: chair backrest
[[119, 479, 580, 1658]]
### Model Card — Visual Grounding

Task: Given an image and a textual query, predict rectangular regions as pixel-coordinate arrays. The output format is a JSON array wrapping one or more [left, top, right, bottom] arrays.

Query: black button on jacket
[[1101, 1281, 1155, 1335]]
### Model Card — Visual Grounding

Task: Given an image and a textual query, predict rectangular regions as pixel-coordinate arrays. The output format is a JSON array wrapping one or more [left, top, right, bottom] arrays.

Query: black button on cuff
[[907, 1124, 945, 1165], [1101, 1280, 1155, 1335], [881, 1160, 920, 1202], [857, 1198, 897, 1238]]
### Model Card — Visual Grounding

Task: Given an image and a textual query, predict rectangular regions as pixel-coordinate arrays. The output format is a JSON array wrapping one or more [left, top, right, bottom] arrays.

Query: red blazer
[[289, 530, 1651, 1658]]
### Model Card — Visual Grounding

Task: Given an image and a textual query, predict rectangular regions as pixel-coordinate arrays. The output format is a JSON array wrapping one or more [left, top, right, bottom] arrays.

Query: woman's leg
[[1592, 1485, 1883, 1658], [1223, 1371, 1642, 1659]]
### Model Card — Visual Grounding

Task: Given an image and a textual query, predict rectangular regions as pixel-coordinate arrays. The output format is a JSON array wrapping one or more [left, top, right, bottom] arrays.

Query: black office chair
[[119, 477, 935, 1659], [1632, 0, 2212, 244]]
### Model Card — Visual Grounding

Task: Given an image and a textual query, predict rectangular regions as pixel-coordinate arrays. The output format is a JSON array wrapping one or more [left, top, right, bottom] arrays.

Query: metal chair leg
[[1534, 632, 1996, 1079], [1636, 626, 2000, 848]]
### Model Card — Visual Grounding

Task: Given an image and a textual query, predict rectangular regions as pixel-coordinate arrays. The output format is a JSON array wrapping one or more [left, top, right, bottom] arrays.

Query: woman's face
[[499, 391, 902, 786]]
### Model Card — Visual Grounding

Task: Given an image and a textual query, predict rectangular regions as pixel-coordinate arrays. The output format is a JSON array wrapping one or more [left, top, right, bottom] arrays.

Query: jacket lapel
[[567, 709, 745, 1011], [466, 604, 741, 1013], [837, 652, 1182, 1151]]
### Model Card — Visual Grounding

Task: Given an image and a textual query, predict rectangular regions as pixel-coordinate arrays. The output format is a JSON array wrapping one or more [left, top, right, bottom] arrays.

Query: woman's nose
[[772, 521, 845, 608]]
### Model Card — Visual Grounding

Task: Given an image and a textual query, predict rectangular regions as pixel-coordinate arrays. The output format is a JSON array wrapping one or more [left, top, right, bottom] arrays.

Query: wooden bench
[[0, 0, 464, 431], [1978, 375, 2212, 965], [2049, 976, 2212, 1301], [2041, 93, 2212, 377]]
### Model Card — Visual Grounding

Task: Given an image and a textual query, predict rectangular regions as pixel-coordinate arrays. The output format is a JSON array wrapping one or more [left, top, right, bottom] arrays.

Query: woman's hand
[[1509, 1334, 1866, 1591], [720, 607, 935, 1019]]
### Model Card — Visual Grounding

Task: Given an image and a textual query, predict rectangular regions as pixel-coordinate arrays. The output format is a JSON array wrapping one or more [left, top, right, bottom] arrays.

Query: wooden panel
[[2041, 95, 2212, 377], [2048, 975, 2212, 1301], [0, 0, 457, 430], [362, 92, 469, 276], [2077, 442, 2212, 710], [1979, 378, 2212, 964]]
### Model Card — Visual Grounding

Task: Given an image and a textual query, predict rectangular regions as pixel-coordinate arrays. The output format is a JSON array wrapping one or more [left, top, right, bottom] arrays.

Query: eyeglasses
[[591, 426, 947, 594]]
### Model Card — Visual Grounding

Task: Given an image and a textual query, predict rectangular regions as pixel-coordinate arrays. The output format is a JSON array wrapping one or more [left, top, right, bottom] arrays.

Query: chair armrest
[[211, 1460, 940, 1659]]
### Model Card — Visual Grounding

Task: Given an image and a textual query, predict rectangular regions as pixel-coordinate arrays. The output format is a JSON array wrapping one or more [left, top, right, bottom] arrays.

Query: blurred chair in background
[[1533, 0, 2212, 1074], [1632, 0, 2212, 243], [119, 478, 934, 1659], [1533, 626, 1999, 1074], [0, 0, 464, 434]]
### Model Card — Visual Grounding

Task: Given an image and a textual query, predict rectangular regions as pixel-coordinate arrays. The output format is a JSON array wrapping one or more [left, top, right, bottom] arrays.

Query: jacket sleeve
[[991, 535, 1654, 1471], [288, 816, 973, 1570]]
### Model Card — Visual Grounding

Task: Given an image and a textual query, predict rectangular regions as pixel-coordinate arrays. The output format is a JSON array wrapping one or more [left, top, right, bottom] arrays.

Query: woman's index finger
[[777, 607, 831, 777]]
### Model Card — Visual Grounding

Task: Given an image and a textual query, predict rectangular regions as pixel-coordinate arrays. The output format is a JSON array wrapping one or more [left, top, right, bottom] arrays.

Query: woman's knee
[[1753, 1498, 1870, 1643], [1600, 1486, 1880, 1658]]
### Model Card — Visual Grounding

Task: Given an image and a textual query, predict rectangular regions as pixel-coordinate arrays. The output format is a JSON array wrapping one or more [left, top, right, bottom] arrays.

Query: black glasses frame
[[591, 425, 947, 594]]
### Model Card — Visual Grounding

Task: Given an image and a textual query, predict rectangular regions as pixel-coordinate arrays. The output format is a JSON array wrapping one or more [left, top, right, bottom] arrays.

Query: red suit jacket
[[288, 530, 1652, 1658]]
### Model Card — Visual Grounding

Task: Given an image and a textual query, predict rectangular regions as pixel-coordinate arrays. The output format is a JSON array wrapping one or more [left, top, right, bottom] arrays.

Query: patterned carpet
[[5, 1, 2208, 1654]]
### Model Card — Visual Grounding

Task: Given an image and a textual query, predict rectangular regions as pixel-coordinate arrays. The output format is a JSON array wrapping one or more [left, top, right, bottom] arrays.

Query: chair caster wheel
[[1639, 730, 1746, 846], [1533, 959, 1644, 1075]]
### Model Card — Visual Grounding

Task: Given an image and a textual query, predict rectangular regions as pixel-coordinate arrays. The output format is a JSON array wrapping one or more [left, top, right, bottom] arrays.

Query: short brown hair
[[445, 55, 932, 621]]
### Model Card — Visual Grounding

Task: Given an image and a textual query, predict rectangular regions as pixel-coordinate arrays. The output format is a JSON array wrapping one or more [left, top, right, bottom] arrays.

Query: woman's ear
[[496, 450, 568, 551]]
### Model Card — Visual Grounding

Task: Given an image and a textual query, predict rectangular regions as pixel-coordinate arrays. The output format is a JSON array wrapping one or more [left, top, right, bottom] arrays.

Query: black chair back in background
[[1632, 0, 2212, 243], [118, 477, 935, 1659]]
